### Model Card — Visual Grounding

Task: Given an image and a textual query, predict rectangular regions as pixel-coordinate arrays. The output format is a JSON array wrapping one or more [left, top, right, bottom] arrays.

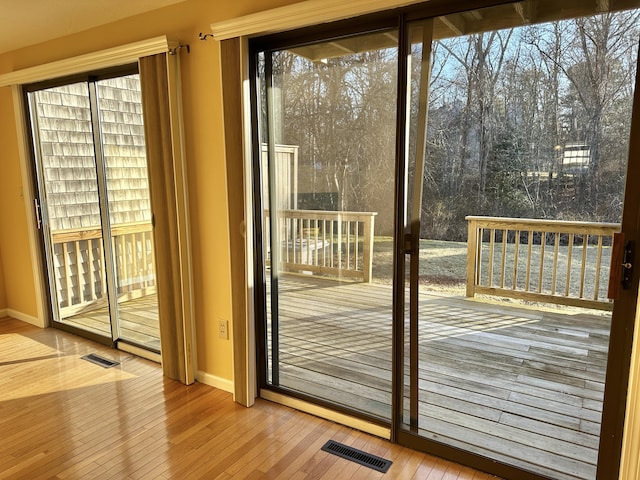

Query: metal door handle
[[609, 233, 634, 299], [34, 198, 42, 230], [622, 241, 634, 290]]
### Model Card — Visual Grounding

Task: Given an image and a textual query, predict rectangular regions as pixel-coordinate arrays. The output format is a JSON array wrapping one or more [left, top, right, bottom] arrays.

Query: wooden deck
[[270, 273, 609, 480], [64, 294, 160, 351]]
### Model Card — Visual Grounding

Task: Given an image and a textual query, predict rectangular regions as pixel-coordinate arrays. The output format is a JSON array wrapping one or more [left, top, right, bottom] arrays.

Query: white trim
[[6, 309, 40, 327], [0, 36, 174, 87], [240, 36, 257, 407], [261, 390, 391, 439], [196, 370, 235, 393], [0, 309, 8, 319], [210, 0, 423, 40], [11, 85, 48, 330]]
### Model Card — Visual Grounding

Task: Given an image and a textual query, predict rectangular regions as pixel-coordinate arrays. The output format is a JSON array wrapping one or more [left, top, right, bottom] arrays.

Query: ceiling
[[0, 0, 187, 55]]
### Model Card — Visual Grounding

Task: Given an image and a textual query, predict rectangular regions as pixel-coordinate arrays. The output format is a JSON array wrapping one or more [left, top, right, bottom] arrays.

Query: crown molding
[[210, 0, 424, 40], [0, 36, 175, 87]]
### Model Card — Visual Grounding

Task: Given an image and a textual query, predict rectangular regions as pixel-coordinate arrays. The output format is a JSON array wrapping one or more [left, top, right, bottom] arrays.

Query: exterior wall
[[35, 83, 101, 231], [33, 76, 151, 231], [33, 77, 154, 308], [0, 0, 302, 382]]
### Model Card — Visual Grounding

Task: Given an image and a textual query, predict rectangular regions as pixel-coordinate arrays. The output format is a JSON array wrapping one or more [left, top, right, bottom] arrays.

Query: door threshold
[[260, 389, 391, 440], [118, 341, 161, 363]]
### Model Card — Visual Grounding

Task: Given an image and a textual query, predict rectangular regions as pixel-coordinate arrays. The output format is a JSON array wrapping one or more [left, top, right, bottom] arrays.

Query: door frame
[[22, 64, 155, 349], [249, 12, 401, 429], [1, 36, 176, 332]]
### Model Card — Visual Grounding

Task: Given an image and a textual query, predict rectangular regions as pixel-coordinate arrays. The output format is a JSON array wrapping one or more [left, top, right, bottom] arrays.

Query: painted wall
[[0, 221, 6, 313], [0, 0, 301, 381], [0, 79, 32, 317]]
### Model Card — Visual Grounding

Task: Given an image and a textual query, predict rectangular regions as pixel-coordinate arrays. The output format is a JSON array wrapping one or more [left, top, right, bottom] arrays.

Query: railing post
[[337, 215, 342, 271], [466, 217, 478, 298], [363, 214, 375, 283]]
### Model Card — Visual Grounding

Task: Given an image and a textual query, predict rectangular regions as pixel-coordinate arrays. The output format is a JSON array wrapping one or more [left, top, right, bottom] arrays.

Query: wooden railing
[[266, 209, 377, 282], [51, 222, 156, 317], [466, 216, 620, 311]]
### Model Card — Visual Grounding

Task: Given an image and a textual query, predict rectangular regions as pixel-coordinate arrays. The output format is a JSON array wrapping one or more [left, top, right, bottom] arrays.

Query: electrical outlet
[[218, 319, 228, 340]]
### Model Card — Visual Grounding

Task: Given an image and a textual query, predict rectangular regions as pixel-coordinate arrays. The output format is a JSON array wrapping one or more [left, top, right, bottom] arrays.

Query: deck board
[[268, 273, 609, 480], [62, 294, 160, 350]]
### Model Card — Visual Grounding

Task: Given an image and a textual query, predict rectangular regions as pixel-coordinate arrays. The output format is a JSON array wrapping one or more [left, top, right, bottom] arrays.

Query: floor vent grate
[[321, 440, 392, 473], [81, 353, 120, 368]]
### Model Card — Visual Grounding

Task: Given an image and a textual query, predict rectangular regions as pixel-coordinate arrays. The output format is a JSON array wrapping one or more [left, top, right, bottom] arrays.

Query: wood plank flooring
[[0, 317, 497, 480], [269, 274, 609, 480]]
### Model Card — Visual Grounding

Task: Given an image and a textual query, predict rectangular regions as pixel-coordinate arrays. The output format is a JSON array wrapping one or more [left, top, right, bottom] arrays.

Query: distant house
[[560, 142, 590, 174]]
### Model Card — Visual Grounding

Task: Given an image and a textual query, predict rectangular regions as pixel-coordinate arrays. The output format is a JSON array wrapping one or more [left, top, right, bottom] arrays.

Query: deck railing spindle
[[512, 230, 520, 290], [565, 233, 574, 297], [488, 228, 495, 286], [552, 233, 559, 295], [500, 229, 507, 288], [579, 234, 588, 299], [525, 231, 533, 292], [594, 235, 604, 301], [538, 233, 546, 294]]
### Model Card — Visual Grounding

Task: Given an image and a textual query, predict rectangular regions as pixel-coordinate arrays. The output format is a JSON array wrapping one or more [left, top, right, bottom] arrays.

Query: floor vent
[[321, 440, 392, 473], [81, 353, 120, 368]]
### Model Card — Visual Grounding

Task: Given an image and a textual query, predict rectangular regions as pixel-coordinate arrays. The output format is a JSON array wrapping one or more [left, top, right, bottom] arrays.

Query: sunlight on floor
[[0, 333, 137, 401]]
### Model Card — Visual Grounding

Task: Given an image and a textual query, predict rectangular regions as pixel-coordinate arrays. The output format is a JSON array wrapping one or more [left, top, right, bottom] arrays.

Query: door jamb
[[11, 85, 49, 328]]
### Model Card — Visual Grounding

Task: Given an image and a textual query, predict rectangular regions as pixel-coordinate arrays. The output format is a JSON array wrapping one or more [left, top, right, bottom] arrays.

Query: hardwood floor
[[0, 317, 497, 480], [268, 274, 609, 480]]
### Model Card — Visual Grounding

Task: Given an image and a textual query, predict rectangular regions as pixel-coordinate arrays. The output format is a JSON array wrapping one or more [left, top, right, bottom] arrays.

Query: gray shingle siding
[[35, 75, 151, 232]]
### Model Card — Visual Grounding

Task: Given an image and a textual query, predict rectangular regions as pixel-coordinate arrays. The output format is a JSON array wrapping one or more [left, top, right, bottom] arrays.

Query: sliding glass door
[[399, 3, 640, 480], [253, 1, 640, 478], [27, 69, 160, 352], [255, 29, 399, 420]]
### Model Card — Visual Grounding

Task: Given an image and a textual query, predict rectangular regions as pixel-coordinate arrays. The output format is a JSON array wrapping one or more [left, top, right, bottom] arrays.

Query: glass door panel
[[30, 83, 112, 337], [257, 30, 399, 419], [96, 75, 160, 351], [402, 3, 640, 480]]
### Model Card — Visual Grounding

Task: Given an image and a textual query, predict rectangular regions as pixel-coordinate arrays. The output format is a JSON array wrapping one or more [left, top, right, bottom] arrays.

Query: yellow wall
[[0, 249, 6, 312], [0, 77, 31, 316], [0, 205, 6, 312], [0, 0, 301, 380]]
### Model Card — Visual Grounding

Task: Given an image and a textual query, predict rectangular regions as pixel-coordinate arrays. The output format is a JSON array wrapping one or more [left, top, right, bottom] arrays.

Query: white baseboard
[[6, 309, 43, 327], [195, 370, 234, 393], [0, 308, 8, 319]]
